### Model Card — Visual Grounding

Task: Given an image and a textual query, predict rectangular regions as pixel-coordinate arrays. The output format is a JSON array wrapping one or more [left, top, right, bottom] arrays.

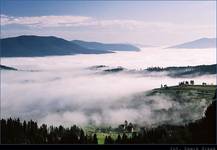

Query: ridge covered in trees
[[146, 64, 216, 77]]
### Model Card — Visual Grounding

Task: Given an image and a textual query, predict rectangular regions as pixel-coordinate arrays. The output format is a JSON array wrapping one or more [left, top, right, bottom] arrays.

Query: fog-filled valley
[[1, 47, 216, 127]]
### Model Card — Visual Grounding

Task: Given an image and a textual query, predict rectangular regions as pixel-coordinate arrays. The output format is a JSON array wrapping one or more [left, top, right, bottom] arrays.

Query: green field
[[96, 132, 118, 144], [84, 126, 134, 144]]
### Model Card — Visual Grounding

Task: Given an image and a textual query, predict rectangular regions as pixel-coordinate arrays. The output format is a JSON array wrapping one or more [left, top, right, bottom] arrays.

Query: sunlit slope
[[149, 85, 216, 101], [147, 85, 216, 120]]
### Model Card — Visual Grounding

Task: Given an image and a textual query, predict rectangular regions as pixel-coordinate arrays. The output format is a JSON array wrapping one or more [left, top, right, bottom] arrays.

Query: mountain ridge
[[167, 38, 216, 49], [72, 40, 140, 51], [1, 35, 113, 57], [1, 35, 141, 57]]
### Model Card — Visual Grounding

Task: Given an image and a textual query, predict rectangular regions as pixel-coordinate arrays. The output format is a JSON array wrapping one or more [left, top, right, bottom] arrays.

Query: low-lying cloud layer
[[1, 48, 216, 127]]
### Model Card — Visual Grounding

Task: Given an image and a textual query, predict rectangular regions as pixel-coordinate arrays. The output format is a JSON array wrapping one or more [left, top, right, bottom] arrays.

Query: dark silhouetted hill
[[1, 35, 112, 57]]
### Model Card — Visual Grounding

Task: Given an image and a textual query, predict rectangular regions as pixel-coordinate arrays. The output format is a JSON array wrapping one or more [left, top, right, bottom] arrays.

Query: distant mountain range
[[72, 40, 140, 51], [133, 43, 155, 48], [168, 38, 216, 49], [1, 35, 114, 57], [1, 35, 140, 57]]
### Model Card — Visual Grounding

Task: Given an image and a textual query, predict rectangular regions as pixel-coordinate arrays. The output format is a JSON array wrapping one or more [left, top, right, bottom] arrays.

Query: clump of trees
[[104, 67, 124, 73], [146, 67, 164, 72], [117, 120, 135, 133], [1, 119, 98, 144]]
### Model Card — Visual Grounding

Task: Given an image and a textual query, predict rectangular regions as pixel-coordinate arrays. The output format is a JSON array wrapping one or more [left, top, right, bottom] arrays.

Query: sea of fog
[[1, 47, 216, 127]]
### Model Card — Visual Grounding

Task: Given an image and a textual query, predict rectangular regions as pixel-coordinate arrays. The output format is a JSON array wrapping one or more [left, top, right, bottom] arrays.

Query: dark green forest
[[1, 118, 98, 144]]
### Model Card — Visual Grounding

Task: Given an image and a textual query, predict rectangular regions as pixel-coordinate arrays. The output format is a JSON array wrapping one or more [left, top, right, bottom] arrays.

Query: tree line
[[1, 118, 97, 144]]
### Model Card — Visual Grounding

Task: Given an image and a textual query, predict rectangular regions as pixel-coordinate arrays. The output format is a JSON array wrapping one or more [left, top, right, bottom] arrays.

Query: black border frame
[[0, 0, 216, 149]]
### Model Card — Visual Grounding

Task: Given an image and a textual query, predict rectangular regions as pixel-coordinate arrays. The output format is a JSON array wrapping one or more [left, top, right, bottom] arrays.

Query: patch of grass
[[96, 132, 107, 144], [98, 132, 119, 144]]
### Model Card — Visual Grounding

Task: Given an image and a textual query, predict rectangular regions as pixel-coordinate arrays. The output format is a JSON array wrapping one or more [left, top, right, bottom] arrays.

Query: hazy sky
[[1, 0, 216, 45]]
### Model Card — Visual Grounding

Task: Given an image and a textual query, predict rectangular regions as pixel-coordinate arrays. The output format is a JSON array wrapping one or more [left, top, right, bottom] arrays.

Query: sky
[[0, 0, 216, 45]]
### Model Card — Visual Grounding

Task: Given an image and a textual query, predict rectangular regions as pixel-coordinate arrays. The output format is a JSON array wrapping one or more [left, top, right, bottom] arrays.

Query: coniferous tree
[[104, 136, 108, 144], [115, 134, 121, 144], [93, 134, 98, 144]]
